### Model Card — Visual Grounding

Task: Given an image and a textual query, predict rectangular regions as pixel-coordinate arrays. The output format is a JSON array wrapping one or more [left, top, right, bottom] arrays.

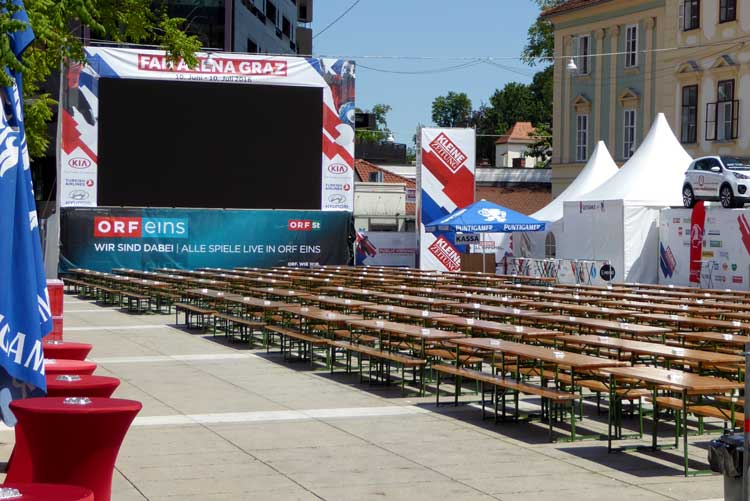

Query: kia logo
[[69, 190, 89, 201], [68, 157, 92, 169], [328, 163, 349, 175], [328, 194, 346, 204]]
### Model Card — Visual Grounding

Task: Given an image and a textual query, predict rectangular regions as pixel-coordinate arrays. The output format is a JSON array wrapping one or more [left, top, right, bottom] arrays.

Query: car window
[[705, 158, 722, 171], [693, 160, 707, 171], [721, 156, 750, 170]]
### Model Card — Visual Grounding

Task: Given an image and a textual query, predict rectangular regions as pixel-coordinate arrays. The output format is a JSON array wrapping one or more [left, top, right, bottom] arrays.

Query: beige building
[[545, 0, 749, 196], [494, 122, 540, 168]]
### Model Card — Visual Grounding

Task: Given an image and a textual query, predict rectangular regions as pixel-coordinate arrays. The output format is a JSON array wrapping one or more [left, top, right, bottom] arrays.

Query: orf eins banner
[[59, 208, 352, 271], [418, 128, 475, 271]]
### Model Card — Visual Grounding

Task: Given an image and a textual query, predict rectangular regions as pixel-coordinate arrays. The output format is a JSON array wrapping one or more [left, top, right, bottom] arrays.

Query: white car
[[682, 155, 750, 208]]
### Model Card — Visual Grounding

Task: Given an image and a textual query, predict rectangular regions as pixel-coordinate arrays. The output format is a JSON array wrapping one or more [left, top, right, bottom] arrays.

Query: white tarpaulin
[[659, 206, 750, 290], [560, 113, 693, 283], [515, 141, 618, 258]]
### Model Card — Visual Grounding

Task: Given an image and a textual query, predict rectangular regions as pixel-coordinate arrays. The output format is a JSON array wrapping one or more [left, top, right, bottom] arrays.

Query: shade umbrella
[[424, 200, 547, 273]]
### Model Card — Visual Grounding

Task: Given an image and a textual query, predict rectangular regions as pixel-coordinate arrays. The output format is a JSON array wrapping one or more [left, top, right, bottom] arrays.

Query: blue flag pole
[[0, 0, 52, 425]]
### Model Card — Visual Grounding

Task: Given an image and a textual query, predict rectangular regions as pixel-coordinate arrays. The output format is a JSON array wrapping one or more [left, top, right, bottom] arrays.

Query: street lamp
[[566, 57, 578, 73]]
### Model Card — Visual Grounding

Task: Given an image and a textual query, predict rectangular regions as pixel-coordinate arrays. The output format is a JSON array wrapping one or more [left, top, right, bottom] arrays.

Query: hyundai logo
[[328, 194, 346, 204], [68, 157, 92, 169], [69, 190, 90, 201]]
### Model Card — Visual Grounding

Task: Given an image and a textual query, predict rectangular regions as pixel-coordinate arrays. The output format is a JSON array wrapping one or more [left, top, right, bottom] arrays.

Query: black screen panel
[[97, 78, 323, 209]]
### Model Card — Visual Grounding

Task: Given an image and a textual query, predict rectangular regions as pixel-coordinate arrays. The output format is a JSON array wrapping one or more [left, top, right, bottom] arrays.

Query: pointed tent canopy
[[425, 200, 546, 233], [576, 113, 693, 206], [531, 141, 618, 222]]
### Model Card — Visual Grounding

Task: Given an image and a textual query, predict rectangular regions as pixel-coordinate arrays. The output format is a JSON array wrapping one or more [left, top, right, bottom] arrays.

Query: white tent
[[559, 113, 693, 283], [515, 141, 618, 258]]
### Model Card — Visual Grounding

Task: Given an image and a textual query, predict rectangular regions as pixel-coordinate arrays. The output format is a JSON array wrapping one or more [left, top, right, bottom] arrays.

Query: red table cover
[[42, 341, 92, 361], [8, 376, 120, 483], [1, 482, 94, 501], [9, 398, 141, 501], [43, 359, 96, 376]]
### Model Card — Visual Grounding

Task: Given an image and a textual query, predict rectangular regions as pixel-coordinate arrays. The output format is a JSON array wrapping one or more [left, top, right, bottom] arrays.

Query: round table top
[[10, 397, 142, 416], [45, 375, 120, 394], [43, 359, 97, 375], [0, 482, 94, 500]]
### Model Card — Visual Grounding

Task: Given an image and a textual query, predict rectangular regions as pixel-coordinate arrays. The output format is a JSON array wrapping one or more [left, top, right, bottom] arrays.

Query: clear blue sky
[[311, 1, 543, 144]]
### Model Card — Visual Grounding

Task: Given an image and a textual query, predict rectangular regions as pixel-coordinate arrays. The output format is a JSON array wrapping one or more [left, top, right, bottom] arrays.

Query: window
[[266, 0, 278, 26], [623, 109, 636, 159], [247, 39, 258, 53], [282, 16, 292, 37], [720, 0, 736, 23], [625, 25, 638, 68], [576, 114, 589, 162], [681, 85, 698, 143], [575, 34, 590, 75], [368, 171, 384, 182], [681, 0, 700, 31], [706, 79, 739, 141], [545, 233, 556, 259]]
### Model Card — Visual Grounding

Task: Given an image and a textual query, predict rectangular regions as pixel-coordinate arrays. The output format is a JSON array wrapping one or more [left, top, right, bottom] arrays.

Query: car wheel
[[682, 185, 695, 208], [720, 185, 735, 208]]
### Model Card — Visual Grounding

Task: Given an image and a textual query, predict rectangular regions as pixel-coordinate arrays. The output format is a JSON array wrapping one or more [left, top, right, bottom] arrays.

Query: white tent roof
[[531, 141, 617, 222], [576, 113, 692, 206]]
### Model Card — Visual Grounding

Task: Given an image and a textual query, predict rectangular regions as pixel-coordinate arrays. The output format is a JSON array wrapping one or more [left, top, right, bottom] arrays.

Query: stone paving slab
[[13, 295, 727, 500]]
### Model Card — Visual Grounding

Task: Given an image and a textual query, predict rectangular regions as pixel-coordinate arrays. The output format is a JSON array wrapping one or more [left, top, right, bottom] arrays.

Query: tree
[[529, 65, 553, 126], [355, 103, 391, 142], [0, 0, 201, 159], [489, 82, 541, 135], [521, 0, 564, 66], [431, 91, 472, 128], [526, 122, 552, 166], [470, 103, 498, 166]]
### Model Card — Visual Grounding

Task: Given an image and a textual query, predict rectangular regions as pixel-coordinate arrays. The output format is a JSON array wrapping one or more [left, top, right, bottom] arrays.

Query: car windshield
[[721, 156, 750, 170]]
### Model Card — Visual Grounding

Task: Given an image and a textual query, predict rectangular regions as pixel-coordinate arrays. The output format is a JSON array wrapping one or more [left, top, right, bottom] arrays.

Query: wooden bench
[[63, 278, 90, 294], [121, 291, 151, 313], [332, 329, 378, 346], [265, 325, 330, 366], [94, 286, 121, 306], [175, 303, 216, 330], [647, 395, 743, 435], [432, 364, 580, 442], [213, 313, 265, 344], [329, 340, 426, 395], [153, 291, 181, 314]]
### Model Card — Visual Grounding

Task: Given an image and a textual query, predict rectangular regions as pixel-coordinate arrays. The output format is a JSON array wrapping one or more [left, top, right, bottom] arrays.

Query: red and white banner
[[60, 47, 355, 211], [418, 128, 475, 271], [689, 201, 705, 283]]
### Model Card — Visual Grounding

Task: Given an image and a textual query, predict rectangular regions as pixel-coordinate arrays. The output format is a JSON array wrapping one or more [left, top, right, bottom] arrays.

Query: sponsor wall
[[659, 206, 750, 289], [355, 232, 417, 267], [59, 208, 352, 272], [60, 47, 355, 211], [417, 128, 476, 271]]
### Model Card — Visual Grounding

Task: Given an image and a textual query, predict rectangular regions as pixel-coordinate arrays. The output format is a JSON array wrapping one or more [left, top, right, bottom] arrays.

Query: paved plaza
[[3, 295, 729, 500]]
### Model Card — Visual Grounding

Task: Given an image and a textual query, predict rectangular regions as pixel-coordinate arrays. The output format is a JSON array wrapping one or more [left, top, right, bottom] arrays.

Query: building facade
[[166, 0, 312, 54], [495, 122, 540, 168], [546, 0, 750, 196]]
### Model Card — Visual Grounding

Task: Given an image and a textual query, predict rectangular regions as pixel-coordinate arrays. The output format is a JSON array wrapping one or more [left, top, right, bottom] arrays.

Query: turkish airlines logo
[[429, 133, 467, 173]]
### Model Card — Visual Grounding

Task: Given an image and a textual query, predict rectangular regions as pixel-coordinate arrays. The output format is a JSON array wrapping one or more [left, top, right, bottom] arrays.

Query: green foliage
[[526, 121, 552, 166], [521, 0, 564, 66], [431, 91, 472, 128], [356, 103, 391, 143], [490, 82, 541, 135], [0, 0, 201, 158]]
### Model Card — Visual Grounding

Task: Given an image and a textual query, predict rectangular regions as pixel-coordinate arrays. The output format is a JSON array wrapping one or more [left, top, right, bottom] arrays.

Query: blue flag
[[0, 0, 52, 423]]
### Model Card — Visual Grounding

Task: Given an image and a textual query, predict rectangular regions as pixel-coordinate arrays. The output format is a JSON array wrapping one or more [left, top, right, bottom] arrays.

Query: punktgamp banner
[[60, 208, 353, 271]]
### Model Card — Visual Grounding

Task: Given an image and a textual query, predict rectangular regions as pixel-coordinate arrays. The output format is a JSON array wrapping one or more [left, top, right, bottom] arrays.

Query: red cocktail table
[[42, 341, 93, 361], [7, 375, 121, 483], [9, 397, 141, 501], [43, 359, 96, 376], [0, 482, 94, 500]]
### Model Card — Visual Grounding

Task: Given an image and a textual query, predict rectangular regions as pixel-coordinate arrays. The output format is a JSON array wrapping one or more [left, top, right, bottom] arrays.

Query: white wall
[[354, 182, 406, 231], [495, 143, 537, 168]]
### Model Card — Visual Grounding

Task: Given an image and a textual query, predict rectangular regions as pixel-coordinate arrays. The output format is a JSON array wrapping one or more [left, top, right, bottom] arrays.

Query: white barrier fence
[[500, 257, 615, 285]]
